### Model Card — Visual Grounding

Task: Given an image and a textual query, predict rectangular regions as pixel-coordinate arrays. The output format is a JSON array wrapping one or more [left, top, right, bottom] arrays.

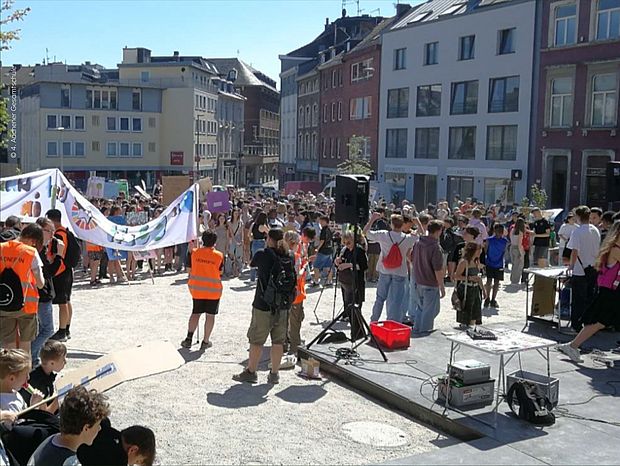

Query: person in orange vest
[[85, 242, 104, 286], [181, 229, 223, 350], [0, 223, 45, 356], [284, 231, 307, 354]]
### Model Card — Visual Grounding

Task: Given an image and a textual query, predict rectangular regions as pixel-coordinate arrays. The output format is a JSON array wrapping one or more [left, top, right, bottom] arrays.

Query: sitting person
[[77, 418, 156, 466], [20, 341, 66, 412], [28, 386, 110, 466], [0, 349, 44, 413]]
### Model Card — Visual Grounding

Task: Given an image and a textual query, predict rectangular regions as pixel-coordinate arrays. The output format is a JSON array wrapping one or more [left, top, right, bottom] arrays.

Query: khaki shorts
[[247, 307, 288, 346], [0, 310, 38, 343]]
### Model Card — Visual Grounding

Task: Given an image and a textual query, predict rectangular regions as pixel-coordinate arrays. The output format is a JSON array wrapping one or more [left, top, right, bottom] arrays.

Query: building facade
[[379, 0, 536, 206], [533, 0, 620, 208], [296, 62, 320, 181], [215, 75, 246, 186], [279, 66, 300, 182]]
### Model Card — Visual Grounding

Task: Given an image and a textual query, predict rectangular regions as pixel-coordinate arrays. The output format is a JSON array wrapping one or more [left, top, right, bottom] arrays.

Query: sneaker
[[66, 328, 71, 339], [558, 343, 583, 363], [483, 298, 490, 308], [49, 329, 67, 342], [200, 340, 213, 351], [490, 300, 500, 308], [180, 338, 193, 349], [402, 318, 414, 327], [267, 371, 280, 384], [233, 369, 258, 384]]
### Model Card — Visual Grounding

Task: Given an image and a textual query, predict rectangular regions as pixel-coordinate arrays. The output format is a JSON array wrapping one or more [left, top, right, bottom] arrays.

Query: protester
[[228, 208, 244, 277], [530, 208, 551, 267], [365, 208, 388, 283], [448, 226, 480, 282], [440, 218, 462, 282], [467, 209, 488, 246], [85, 242, 104, 286], [181, 230, 223, 350], [558, 213, 577, 265], [20, 341, 66, 414], [509, 218, 526, 285], [454, 242, 485, 327], [0, 216, 22, 242], [335, 231, 368, 320], [312, 215, 334, 287], [249, 212, 269, 282], [285, 231, 306, 354], [0, 349, 43, 413], [484, 224, 509, 308]]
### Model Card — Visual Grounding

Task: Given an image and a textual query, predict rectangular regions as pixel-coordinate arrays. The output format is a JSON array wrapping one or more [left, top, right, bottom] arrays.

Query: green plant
[[529, 184, 548, 209], [337, 135, 373, 176]]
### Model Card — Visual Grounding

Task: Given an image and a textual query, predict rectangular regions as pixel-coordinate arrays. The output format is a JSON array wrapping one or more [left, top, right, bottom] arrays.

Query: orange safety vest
[[53, 226, 68, 276], [293, 243, 307, 305], [188, 247, 223, 300], [0, 240, 39, 314]]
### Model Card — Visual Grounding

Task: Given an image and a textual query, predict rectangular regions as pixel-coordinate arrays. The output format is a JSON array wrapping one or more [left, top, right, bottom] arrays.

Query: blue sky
[[4, 0, 408, 86]]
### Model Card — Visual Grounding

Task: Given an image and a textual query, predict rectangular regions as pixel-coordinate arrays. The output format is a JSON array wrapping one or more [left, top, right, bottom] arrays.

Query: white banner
[[1, 169, 199, 251]]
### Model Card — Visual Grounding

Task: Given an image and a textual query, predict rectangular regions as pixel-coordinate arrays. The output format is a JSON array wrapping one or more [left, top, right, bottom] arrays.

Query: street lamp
[[56, 127, 65, 173]]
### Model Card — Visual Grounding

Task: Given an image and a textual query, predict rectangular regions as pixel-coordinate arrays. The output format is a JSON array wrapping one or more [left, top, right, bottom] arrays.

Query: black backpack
[[506, 380, 556, 426], [263, 251, 297, 312], [0, 250, 25, 312], [63, 230, 82, 269]]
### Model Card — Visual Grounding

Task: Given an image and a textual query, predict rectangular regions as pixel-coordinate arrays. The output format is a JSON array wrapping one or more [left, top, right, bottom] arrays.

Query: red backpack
[[382, 234, 406, 269]]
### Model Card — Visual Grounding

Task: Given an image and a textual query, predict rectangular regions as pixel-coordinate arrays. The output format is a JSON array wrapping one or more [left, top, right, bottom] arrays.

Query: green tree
[[337, 135, 373, 176], [529, 184, 548, 209]]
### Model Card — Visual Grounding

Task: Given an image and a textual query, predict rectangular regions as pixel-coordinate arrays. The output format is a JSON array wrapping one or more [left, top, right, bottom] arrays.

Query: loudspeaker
[[607, 162, 620, 203], [335, 175, 370, 225]]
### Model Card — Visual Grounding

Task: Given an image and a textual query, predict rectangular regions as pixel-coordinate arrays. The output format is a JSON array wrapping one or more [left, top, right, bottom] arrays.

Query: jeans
[[509, 246, 524, 285], [371, 273, 406, 322], [249, 239, 265, 282], [31, 300, 54, 365], [411, 284, 440, 334]]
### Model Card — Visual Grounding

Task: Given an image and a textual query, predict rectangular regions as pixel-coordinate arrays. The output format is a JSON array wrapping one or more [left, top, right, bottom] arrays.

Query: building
[[532, 0, 620, 209], [296, 60, 320, 181], [378, 0, 536, 206], [208, 58, 280, 186]]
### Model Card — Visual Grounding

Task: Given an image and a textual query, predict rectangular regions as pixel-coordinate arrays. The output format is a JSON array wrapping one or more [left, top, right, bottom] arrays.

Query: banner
[[0, 169, 57, 223]]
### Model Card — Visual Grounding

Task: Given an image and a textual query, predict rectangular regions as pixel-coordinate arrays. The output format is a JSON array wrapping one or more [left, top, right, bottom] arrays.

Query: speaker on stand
[[334, 175, 370, 225]]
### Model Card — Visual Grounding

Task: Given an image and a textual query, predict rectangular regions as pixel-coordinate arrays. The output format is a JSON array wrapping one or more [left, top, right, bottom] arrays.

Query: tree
[[529, 183, 548, 209], [337, 135, 373, 176]]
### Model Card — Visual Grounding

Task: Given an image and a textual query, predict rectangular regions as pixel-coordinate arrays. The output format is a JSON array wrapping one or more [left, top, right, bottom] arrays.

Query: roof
[[206, 58, 278, 93], [1, 64, 36, 87], [348, 14, 404, 53]]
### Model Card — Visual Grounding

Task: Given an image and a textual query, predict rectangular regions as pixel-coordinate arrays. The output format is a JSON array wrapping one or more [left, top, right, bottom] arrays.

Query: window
[[141, 71, 150, 82], [132, 118, 142, 132], [87, 88, 116, 109], [337, 101, 342, 121], [591, 73, 617, 126], [149, 117, 156, 128], [424, 42, 438, 65], [60, 115, 71, 129], [47, 141, 57, 156], [351, 59, 373, 82], [550, 77, 573, 127], [47, 115, 57, 129], [484, 178, 513, 204], [74, 142, 85, 157], [120, 117, 129, 131], [323, 104, 328, 122], [459, 35, 475, 60], [498, 28, 516, 54], [394, 48, 406, 70], [332, 70, 337, 88], [448, 126, 476, 159], [486, 125, 517, 160], [132, 143, 142, 157], [132, 89, 141, 110], [337, 138, 341, 158], [61, 86, 70, 108], [413, 174, 437, 208], [107, 142, 117, 157], [119, 142, 130, 157], [415, 128, 440, 159], [62, 141, 72, 156], [350, 96, 372, 120], [385, 129, 408, 158], [92, 115, 100, 127], [416, 84, 441, 117], [329, 138, 334, 158], [312, 104, 319, 126], [451, 80, 478, 114], [107, 117, 116, 131], [74, 116, 84, 130], [596, 0, 620, 40], [92, 141, 100, 152], [387, 88, 409, 118], [299, 108, 304, 128], [148, 142, 156, 152], [554, 3, 577, 46], [322, 138, 326, 158], [331, 102, 336, 122], [488, 76, 519, 112], [306, 106, 311, 127]]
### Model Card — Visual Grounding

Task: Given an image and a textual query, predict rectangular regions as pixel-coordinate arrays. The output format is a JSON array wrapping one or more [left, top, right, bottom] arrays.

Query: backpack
[[382, 233, 406, 269], [263, 251, 297, 312], [506, 380, 555, 426], [0, 249, 25, 312], [63, 230, 82, 269]]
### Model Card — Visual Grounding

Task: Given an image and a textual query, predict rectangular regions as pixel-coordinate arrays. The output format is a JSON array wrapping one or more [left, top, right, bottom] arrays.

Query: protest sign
[[86, 176, 105, 198], [163, 175, 191, 206], [205, 191, 231, 213]]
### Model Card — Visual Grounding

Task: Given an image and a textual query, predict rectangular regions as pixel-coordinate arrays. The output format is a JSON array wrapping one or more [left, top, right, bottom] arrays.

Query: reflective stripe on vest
[[187, 247, 223, 300], [0, 241, 39, 314]]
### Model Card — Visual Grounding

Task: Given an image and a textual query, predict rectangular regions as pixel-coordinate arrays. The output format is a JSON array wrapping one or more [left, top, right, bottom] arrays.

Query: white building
[[378, 0, 536, 206]]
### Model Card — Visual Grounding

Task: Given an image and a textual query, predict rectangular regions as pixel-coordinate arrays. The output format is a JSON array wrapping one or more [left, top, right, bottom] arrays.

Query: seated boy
[[28, 386, 110, 466], [20, 341, 67, 412]]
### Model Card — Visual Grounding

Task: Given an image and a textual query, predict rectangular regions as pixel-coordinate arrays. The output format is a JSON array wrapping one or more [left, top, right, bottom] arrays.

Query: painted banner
[[0, 169, 57, 223], [205, 190, 231, 213], [86, 176, 105, 198], [125, 211, 149, 226]]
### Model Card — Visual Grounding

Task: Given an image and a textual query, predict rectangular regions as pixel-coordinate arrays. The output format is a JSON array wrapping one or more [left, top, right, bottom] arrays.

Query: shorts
[[0, 310, 38, 343], [192, 298, 220, 315], [486, 266, 504, 281], [534, 246, 549, 261], [247, 306, 288, 346], [313, 252, 333, 270], [88, 250, 103, 261], [52, 270, 73, 304]]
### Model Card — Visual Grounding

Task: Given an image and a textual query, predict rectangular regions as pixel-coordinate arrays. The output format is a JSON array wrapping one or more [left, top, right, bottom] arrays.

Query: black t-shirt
[[251, 223, 267, 240], [318, 226, 333, 255], [448, 242, 466, 264], [77, 418, 127, 466], [251, 247, 278, 311], [532, 218, 551, 247], [20, 366, 56, 406]]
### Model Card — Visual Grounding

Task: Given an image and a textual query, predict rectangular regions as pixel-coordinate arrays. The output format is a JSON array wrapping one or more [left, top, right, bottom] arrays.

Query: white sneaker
[[558, 343, 583, 363]]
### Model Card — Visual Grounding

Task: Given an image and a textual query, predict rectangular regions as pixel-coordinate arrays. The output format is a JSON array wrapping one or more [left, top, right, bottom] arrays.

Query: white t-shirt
[[567, 223, 601, 276], [365, 230, 418, 277], [558, 223, 578, 249], [0, 390, 27, 413]]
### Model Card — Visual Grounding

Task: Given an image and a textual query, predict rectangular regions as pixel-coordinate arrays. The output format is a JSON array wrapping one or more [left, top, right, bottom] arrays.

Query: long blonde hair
[[0, 348, 30, 379], [596, 221, 620, 270]]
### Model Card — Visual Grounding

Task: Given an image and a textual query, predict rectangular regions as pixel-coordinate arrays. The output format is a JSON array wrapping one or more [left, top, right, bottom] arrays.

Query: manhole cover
[[341, 421, 409, 447]]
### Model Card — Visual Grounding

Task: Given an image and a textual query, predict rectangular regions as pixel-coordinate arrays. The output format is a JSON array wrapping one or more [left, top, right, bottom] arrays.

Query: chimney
[[325, 17, 329, 29], [342, 8, 346, 17], [173, 51, 180, 61], [396, 3, 411, 17]]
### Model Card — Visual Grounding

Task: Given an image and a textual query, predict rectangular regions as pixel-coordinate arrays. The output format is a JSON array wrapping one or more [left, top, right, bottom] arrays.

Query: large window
[[107, 142, 117, 157], [416, 84, 441, 117], [119, 142, 130, 157], [120, 117, 130, 132], [424, 42, 438, 65], [550, 77, 573, 127], [385, 129, 408, 158], [74, 116, 85, 130], [413, 174, 437, 208], [351, 59, 373, 82], [596, 0, 620, 40], [86, 88, 117, 109], [387, 88, 409, 118], [132, 89, 141, 111], [415, 128, 439, 159], [60, 115, 71, 129], [394, 48, 406, 70], [132, 143, 143, 157], [448, 127, 476, 159], [591, 73, 617, 126], [61, 86, 70, 108], [447, 176, 474, 200], [350, 96, 372, 120], [47, 115, 57, 129], [554, 3, 577, 46], [451, 80, 478, 115], [486, 125, 517, 160], [484, 178, 513, 204], [488, 76, 519, 112], [61, 142, 71, 157], [498, 28, 516, 54], [47, 141, 57, 157], [459, 35, 475, 60], [132, 118, 142, 132], [74, 142, 85, 157]]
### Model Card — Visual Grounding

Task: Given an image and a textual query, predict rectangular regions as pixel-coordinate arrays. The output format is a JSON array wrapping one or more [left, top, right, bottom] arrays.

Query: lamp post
[[56, 127, 65, 173]]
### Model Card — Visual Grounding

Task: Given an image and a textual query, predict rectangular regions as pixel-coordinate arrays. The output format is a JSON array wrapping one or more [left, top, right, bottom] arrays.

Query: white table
[[445, 328, 557, 427], [523, 266, 571, 331]]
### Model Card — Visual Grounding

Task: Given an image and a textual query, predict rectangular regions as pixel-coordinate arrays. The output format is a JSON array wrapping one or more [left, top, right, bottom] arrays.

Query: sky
[[3, 0, 412, 87]]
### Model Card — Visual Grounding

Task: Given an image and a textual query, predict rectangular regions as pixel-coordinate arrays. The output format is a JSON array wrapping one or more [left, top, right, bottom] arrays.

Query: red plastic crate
[[370, 320, 411, 349]]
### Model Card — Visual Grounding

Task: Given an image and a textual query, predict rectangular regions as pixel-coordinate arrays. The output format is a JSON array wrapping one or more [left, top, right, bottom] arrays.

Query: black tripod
[[306, 224, 387, 362]]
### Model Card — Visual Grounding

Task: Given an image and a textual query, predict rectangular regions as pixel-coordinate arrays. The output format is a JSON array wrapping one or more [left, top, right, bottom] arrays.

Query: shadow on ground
[[206, 383, 273, 408]]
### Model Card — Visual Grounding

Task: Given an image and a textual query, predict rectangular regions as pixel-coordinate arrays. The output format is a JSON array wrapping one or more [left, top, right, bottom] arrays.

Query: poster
[[86, 176, 105, 198], [0, 169, 56, 222], [162, 175, 191, 207], [205, 191, 231, 213], [116, 179, 129, 198], [104, 181, 120, 199]]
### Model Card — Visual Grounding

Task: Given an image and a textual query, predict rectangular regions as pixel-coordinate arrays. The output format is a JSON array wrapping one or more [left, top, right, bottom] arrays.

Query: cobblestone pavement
[[64, 266, 528, 464]]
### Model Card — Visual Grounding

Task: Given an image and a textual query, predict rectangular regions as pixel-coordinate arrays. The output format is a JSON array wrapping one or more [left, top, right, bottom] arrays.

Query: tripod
[[307, 224, 387, 362]]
